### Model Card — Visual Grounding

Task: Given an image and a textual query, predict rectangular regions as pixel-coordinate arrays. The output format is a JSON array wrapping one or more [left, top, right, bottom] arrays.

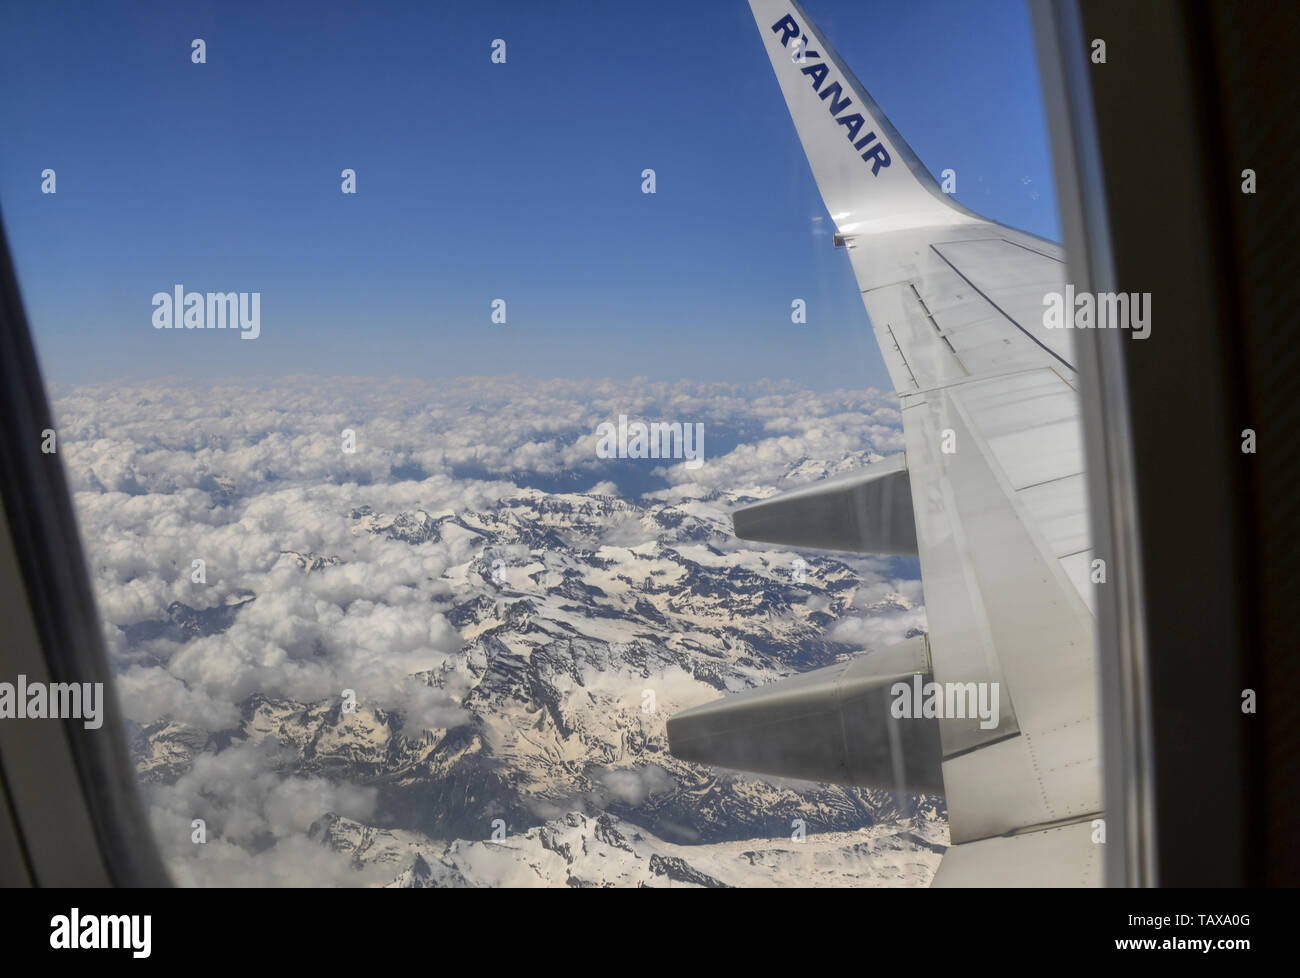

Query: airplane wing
[[667, 0, 1102, 886]]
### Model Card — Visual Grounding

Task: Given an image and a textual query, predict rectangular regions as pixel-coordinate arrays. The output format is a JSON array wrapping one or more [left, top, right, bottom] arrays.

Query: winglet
[[748, 0, 983, 235]]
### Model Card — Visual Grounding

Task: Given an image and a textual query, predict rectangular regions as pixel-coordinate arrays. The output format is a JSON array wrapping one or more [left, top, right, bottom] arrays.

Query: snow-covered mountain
[[127, 488, 941, 885], [54, 377, 939, 886], [310, 810, 947, 888]]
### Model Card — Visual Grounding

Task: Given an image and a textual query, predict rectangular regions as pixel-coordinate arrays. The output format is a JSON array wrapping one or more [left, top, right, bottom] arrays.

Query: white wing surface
[[670, 1, 1103, 887]]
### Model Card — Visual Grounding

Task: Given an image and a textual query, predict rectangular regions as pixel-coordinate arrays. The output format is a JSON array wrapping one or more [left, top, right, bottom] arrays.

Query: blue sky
[[0, 0, 1059, 392]]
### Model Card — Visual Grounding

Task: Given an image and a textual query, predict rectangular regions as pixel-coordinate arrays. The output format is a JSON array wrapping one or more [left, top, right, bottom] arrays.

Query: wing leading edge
[[665, 0, 1102, 886]]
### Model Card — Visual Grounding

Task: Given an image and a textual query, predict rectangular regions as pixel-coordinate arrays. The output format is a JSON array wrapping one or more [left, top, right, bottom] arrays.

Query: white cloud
[[52, 375, 919, 886]]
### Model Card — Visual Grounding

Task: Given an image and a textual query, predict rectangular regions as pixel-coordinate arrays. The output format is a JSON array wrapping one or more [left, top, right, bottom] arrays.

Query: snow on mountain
[[54, 377, 937, 887], [307, 809, 947, 888]]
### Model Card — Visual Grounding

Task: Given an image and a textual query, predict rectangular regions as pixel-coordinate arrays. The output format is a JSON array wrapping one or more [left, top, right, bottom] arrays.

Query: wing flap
[[666, 635, 942, 793], [931, 820, 1102, 887], [732, 454, 917, 555]]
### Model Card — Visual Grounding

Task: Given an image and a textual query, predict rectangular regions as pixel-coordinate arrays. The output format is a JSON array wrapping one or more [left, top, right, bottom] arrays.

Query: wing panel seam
[[929, 243, 1077, 373]]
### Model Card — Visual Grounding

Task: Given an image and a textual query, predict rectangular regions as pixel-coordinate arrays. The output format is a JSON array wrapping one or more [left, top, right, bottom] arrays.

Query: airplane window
[[0, 0, 1090, 887]]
